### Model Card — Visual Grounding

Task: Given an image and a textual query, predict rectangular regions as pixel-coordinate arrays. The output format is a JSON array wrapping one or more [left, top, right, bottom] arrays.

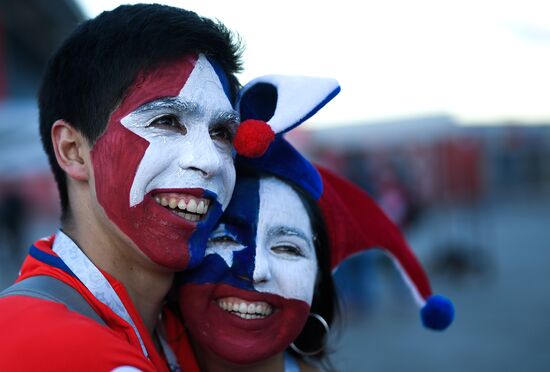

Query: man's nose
[[178, 133, 222, 178]]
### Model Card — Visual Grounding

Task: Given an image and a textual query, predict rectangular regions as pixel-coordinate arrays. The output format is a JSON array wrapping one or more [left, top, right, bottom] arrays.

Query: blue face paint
[[180, 176, 261, 288], [187, 190, 225, 269], [207, 57, 233, 104]]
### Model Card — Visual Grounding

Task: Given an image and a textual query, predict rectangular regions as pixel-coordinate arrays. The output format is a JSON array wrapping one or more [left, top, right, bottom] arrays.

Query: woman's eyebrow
[[267, 225, 312, 244]]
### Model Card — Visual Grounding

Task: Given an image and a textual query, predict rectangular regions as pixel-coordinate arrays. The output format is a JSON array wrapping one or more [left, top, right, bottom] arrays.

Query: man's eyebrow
[[210, 110, 240, 135], [213, 110, 240, 125], [134, 97, 239, 125], [134, 97, 199, 114]]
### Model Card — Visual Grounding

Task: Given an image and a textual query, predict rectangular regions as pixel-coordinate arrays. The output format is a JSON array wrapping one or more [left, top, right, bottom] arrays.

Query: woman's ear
[[51, 119, 90, 181]]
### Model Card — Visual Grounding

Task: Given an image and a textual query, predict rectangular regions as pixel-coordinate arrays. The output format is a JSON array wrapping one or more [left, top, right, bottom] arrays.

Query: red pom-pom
[[233, 119, 275, 157]]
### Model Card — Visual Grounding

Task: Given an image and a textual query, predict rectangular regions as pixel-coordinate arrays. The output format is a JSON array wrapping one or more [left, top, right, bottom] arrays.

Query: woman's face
[[179, 176, 318, 364]]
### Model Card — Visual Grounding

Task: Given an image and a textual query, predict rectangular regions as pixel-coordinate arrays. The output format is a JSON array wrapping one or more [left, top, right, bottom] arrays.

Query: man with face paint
[[0, 4, 242, 371]]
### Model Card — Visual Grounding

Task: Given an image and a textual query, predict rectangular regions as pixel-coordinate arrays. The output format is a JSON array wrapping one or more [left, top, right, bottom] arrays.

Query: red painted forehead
[[111, 54, 198, 124]]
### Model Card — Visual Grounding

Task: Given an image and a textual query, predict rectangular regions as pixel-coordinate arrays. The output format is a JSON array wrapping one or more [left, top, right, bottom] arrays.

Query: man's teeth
[[154, 195, 210, 220], [217, 299, 273, 319]]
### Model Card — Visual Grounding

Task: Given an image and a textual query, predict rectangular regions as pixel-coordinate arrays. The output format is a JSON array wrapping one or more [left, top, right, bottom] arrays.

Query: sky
[[76, 0, 550, 127]]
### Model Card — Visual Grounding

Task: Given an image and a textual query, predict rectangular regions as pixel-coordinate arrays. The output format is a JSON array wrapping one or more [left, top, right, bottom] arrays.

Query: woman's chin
[[180, 283, 311, 365]]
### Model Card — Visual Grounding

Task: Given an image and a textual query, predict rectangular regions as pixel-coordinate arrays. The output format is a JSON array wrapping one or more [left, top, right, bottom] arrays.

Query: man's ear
[[51, 120, 90, 181]]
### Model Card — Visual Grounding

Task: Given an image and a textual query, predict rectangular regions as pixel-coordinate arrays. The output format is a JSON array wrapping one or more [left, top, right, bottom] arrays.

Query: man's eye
[[271, 244, 304, 257], [210, 125, 234, 143], [148, 115, 186, 134]]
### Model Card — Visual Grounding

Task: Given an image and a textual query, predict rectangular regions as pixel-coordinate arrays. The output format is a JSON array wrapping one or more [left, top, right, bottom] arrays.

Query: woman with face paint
[[174, 148, 455, 371], [176, 166, 337, 371], [166, 75, 454, 371]]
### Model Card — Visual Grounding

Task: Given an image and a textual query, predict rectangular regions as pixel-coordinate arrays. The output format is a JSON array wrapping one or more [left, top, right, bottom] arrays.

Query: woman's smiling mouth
[[216, 297, 273, 319]]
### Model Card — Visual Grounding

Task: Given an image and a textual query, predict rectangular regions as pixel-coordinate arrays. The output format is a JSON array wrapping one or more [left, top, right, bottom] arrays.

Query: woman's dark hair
[[287, 181, 339, 370], [236, 164, 340, 367], [38, 3, 243, 220]]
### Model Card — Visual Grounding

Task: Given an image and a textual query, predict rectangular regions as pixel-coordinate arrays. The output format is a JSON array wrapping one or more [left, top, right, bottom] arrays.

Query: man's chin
[[126, 195, 224, 271]]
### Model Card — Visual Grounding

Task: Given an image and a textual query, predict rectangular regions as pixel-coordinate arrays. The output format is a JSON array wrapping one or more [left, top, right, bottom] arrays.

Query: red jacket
[[0, 234, 199, 371]]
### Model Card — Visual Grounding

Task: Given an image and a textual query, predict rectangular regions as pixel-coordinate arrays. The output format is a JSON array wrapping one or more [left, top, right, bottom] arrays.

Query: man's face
[[178, 176, 318, 364], [91, 54, 238, 270]]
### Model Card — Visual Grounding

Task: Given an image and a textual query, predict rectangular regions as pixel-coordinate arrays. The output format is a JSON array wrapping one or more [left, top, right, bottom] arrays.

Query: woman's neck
[[192, 342, 286, 372]]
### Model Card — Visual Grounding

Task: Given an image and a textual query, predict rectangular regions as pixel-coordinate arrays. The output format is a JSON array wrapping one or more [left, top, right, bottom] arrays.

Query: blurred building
[[0, 0, 86, 249], [291, 115, 550, 212], [0, 0, 85, 98]]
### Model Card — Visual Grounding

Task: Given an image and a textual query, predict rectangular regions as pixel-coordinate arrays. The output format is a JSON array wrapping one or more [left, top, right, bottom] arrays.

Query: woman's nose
[[252, 248, 272, 284]]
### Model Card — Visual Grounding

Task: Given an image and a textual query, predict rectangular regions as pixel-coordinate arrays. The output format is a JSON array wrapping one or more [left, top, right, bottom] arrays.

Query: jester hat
[[233, 75, 454, 331]]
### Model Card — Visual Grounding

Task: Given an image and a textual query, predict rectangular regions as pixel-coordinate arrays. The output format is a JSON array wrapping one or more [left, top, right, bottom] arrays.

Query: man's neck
[[62, 219, 173, 335]]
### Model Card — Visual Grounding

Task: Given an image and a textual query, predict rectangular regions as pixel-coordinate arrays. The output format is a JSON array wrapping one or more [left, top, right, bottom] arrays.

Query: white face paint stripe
[[120, 54, 235, 208], [252, 177, 318, 304]]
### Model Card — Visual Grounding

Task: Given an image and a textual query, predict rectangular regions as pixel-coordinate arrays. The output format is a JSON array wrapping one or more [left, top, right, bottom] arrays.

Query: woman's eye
[[148, 115, 186, 133], [210, 125, 234, 143], [271, 245, 304, 257], [209, 235, 238, 245]]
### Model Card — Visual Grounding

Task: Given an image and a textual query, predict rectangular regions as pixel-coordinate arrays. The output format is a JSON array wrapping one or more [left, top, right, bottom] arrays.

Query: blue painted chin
[[186, 190, 224, 270]]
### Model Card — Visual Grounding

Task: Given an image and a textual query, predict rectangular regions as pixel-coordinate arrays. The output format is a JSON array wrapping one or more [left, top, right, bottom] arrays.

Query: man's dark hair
[[38, 4, 243, 219]]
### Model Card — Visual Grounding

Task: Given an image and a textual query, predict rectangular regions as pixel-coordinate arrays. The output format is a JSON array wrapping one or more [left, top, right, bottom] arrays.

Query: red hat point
[[234, 119, 275, 158]]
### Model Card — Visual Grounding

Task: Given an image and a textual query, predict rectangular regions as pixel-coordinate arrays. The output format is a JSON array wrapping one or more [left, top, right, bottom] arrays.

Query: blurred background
[[0, 1, 549, 371]]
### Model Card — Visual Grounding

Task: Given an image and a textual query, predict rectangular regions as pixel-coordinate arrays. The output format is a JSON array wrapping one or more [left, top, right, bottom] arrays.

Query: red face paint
[[179, 283, 310, 365]]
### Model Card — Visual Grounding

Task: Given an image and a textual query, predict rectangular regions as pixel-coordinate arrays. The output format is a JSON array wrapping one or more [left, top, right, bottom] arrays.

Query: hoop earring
[[290, 312, 330, 357]]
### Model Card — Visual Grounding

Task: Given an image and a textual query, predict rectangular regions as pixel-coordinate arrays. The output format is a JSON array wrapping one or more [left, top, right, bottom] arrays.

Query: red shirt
[[0, 234, 199, 371]]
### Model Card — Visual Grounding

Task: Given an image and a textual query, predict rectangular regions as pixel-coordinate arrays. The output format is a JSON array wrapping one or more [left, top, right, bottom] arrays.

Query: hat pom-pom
[[420, 294, 454, 331], [234, 119, 275, 158]]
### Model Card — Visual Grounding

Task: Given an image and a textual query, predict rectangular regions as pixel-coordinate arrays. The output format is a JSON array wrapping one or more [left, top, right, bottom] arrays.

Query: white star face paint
[[205, 223, 247, 267], [120, 54, 237, 210], [91, 54, 237, 270], [253, 177, 318, 304]]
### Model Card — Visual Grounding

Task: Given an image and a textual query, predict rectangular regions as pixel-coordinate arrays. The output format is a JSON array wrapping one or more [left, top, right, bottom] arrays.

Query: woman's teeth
[[217, 298, 273, 319], [154, 194, 210, 222]]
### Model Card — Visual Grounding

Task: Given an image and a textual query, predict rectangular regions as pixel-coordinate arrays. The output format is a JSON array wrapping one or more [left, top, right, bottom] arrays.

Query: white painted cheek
[[221, 158, 236, 209], [149, 127, 233, 209], [144, 130, 228, 203], [270, 249, 317, 305], [253, 178, 318, 304]]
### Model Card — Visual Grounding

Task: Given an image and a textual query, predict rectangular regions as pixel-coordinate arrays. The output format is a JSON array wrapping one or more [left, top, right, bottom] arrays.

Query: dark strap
[[0, 275, 106, 326]]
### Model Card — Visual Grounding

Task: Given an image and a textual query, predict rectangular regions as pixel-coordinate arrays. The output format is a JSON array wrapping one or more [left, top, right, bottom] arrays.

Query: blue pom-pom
[[420, 294, 454, 331]]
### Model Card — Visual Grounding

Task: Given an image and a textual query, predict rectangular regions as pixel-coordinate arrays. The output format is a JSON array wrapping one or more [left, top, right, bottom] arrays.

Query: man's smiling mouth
[[154, 193, 210, 222]]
